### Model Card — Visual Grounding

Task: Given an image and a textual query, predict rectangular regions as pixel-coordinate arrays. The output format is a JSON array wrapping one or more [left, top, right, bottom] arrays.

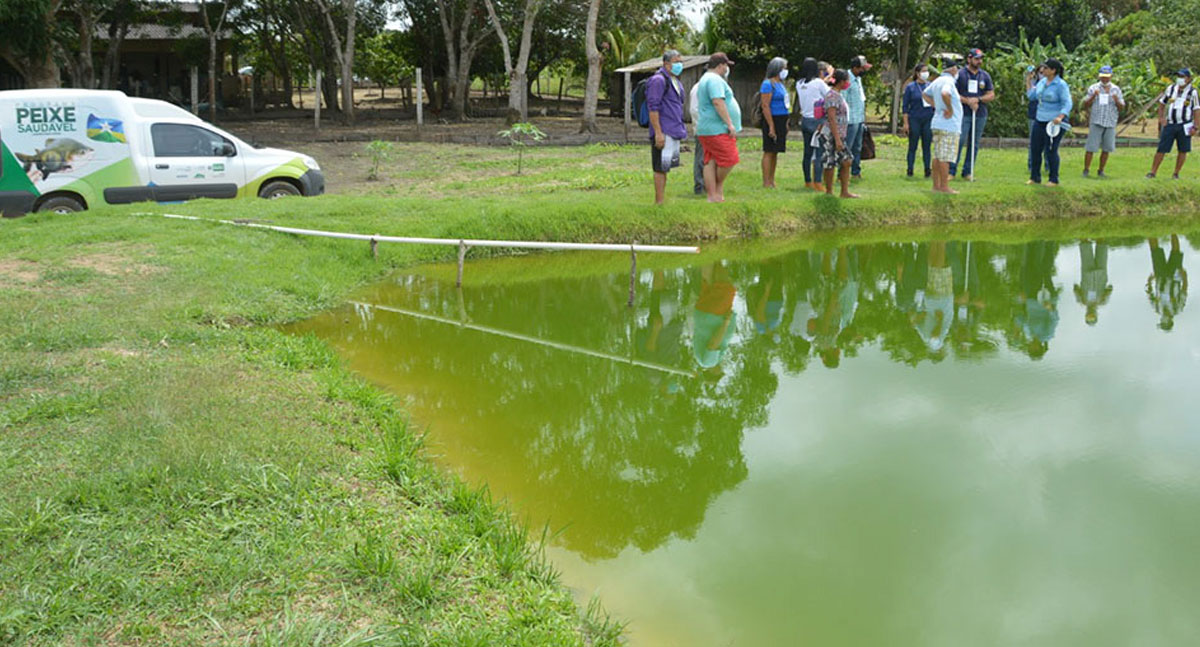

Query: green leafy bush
[[496, 122, 547, 175]]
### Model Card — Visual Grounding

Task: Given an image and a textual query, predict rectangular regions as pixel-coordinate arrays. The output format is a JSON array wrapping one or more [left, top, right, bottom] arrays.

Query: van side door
[[147, 123, 246, 201]]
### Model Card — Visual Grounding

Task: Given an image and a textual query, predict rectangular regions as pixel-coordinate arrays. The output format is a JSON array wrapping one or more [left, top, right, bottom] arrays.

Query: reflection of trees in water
[[296, 233, 1195, 559]]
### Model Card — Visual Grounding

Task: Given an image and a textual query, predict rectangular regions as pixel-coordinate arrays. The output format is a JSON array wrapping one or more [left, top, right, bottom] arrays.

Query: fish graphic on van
[[15, 138, 94, 182]]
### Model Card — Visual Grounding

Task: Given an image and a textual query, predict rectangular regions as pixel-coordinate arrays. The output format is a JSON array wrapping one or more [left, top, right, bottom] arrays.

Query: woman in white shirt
[[796, 58, 830, 191]]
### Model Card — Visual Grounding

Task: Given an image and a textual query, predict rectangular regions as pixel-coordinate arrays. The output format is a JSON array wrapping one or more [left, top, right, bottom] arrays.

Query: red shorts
[[699, 133, 740, 168]]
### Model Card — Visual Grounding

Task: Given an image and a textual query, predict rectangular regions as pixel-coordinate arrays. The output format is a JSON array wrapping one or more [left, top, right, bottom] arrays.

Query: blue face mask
[[670, 62, 683, 76]]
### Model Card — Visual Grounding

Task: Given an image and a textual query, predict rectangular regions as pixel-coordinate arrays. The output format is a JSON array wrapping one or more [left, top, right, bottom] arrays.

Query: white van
[[0, 89, 324, 216]]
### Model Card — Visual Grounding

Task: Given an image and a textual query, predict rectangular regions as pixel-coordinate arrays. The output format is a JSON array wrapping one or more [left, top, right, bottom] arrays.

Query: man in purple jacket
[[648, 50, 687, 204]]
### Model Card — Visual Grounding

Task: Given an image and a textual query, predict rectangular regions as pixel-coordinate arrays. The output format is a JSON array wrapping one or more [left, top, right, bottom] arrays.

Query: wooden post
[[623, 71, 631, 143], [456, 240, 467, 288], [416, 67, 424, 127], [370, 235, 378, 259], [190, 66, 199, 115], [315, 68, 322, 130], [627, 242, 637, 307], [556, 77, 564, 114]]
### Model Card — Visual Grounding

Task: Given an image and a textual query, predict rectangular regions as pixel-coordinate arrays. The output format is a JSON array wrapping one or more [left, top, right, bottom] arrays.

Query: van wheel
[[259, 181, 301, 199], [37, 196, 85, 214]]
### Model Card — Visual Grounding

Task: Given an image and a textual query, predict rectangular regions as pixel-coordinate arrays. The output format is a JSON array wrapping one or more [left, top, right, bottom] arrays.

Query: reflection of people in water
[[692, 263, 737, 374], [749, 261, 785, 339], [636, 270, 685, 391], [911, 241, 953, 355], [813, 248, 859, 368], [1147, 235, 1189, 331], [950, 240, 988, 350], [1015, 241, 1060, 359], [895, 242, 928, 316], [1074, 240, 1113, 326]]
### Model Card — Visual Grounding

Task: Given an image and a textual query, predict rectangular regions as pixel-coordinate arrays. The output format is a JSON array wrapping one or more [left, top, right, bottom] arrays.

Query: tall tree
[[0, 0, 63, 88], [316, 0, 358, 123], [99, 0, 144, 90], [200, 0, 232, 122], [435, 0, 493, 120], [579, 0, 602, 133], [481, 0, 543, 123]]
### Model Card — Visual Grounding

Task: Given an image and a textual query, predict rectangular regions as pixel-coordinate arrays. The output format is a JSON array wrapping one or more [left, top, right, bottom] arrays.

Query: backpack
[[631, 71, 663, 128]]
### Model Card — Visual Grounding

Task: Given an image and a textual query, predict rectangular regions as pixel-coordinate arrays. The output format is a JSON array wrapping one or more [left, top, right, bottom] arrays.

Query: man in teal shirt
[[845, 56, 871, 179]]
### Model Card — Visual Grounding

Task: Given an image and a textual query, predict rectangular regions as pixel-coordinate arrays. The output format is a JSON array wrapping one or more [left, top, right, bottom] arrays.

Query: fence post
[[416, 67, 424, 128], [370, 234, 378, 259], [456, 240, 467, 288], [627, 241, 637, 307], [315, 69, 322, 130]]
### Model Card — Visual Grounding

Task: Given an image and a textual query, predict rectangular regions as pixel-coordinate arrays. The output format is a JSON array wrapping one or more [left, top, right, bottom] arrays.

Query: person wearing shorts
[[923, 58, 963, 194], [1148, 69, 1198, 180], [1082, 65, 1124, 178], [647, 50, 688, 204], [759, 56, 790, 188], [696, 52, 742, 203]]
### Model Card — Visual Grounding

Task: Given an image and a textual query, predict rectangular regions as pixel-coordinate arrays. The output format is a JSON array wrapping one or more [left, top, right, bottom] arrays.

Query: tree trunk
[[208, 34, 219, 122], [101, 24, 129, 90], [579, 0, 602, 133], [23, 55, 61, 89], [482, 0, 541, 124], [77, 8, 96, 89], [890, 22, 911, 135]]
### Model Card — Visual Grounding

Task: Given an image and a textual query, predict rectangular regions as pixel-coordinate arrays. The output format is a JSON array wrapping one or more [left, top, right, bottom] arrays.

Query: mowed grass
[[137, 137, 1200, 244], [0, 216, 622, 646], [0, 138, 1196, 645]]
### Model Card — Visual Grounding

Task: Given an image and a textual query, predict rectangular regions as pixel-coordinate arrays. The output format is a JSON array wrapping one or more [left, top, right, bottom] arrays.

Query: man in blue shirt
[[951, 48, 995, 181], [646, 50, 688, 204], [845, 56, 871, 179], [923, 58, 963, 194]]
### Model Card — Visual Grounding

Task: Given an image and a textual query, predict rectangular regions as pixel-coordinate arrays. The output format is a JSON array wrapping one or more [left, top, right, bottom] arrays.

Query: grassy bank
[[2, 139, 1197, 645], [0, 215, 621, 646]]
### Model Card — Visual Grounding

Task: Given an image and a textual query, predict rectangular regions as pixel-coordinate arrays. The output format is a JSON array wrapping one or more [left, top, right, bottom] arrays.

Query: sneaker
[[924, 169, 932, 178], [907, 169, 914, 177], [1097, 171, 1107, 178], [1146, 172, 1156, 179], [1173, 174, 1181, 180], [1082, 169, 1090, 178]]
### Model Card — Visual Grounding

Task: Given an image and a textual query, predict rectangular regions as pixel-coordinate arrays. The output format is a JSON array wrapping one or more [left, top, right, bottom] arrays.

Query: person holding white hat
[[1082, 65, 1124, 178], [1026, 58, 1073, 186]]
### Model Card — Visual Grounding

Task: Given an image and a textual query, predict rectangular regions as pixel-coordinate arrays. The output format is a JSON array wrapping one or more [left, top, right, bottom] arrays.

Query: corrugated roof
[[616, 55, 710, 74], [95, 24, 231, 41]]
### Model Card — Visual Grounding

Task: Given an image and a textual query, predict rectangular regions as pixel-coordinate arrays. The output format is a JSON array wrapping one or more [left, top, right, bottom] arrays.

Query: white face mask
[[779, 69, 788, 80], [1177, 77, 1188, 87], [723, 68, 730, 79], [919, 71, 930, 81]]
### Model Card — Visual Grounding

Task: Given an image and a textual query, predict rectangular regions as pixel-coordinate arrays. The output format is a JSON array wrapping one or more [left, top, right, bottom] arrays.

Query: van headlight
[[302, 156, 321, 171]]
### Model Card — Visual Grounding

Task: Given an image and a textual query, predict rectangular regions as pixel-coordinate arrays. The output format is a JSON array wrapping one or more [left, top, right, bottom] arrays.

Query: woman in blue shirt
[[760, 56, 790, 188], [1026, 58, 1073, 185], [901, 63, 934, 178]]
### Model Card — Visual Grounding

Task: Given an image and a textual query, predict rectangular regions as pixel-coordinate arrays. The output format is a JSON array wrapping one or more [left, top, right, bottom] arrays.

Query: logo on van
[[86, 114, 126, 144], [15, 104, 77, 135]]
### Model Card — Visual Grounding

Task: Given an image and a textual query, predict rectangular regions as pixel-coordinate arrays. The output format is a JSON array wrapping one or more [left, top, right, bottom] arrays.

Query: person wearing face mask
[[1026, 58, 1072, 186], [1082, 65, 1125, 178], [845, 55, 872, 179], [1147, 68, 1198, 180], [646, 50, 688, 205], [923, 58, 964, 194], [796, 57, 829, 191], [816, 69, 858, 198], [950, 48, 994, 181], [901, 63, 934, 178], [696, 52, 742, 203], [759, 56, 790, 189]]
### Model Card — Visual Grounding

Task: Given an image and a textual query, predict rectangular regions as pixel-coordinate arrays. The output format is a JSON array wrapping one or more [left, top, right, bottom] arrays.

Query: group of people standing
[[643, 48, 1200, 202]]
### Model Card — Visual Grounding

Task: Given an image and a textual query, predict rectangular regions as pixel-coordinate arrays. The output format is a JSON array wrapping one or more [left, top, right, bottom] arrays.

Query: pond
[[288, 231, 1200, 646]]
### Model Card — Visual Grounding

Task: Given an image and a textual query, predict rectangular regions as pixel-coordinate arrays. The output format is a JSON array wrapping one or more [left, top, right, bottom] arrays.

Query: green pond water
[[288, 232, 1200, 646]]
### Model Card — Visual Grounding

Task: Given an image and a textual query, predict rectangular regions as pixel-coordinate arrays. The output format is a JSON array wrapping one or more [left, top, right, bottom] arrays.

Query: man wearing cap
[[696, 52, 742, 203], [845, 56, 871, 179], [923, 58, 964, 194], [647, 50, 688, 204], [950, 48, 994, 181], [1148, 68, 1199, 180], [1082, 65, 1125, 178]]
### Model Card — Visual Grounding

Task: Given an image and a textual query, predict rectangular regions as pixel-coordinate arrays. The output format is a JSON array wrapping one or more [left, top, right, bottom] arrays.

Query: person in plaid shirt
[[1147, 68, 1199, 179], [1082, 65, 1124, 178]]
